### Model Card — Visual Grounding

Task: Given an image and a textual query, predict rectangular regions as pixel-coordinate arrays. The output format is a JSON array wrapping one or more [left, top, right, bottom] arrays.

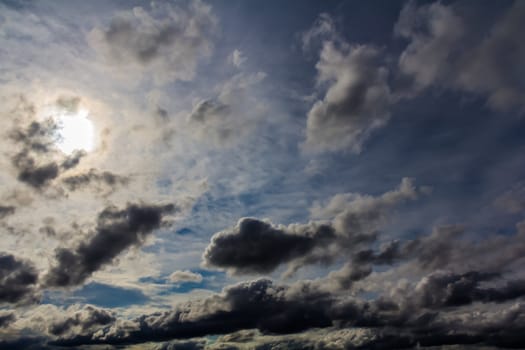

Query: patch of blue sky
[[42, 282, 149, 308]]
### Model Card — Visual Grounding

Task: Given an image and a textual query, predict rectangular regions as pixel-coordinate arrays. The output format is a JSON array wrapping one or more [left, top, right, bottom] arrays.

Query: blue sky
[[0, 0, 525, 349]]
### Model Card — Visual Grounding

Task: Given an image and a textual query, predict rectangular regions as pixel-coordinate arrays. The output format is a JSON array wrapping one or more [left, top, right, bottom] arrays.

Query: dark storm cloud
[[0, 253, 38, 304], [203, 178, 422, 275], [61, 168, 129, 193], [396, 0, 525, 111], [45, 203, 176, 287]]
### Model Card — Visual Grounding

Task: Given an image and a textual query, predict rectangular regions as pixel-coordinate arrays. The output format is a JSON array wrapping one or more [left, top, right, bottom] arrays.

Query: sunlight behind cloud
[[56, 109, 95, 155]]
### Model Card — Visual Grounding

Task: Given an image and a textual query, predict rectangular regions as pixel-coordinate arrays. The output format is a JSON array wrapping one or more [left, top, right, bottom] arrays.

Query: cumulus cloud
[[305, 41, 391, 153], [169, 270, 203, 284], [0, 253, 38, 304], [203, 178, 422, 275], [396, 0, 525, 111], [47, 305, 115, 338], [45, 203, 176, 287], [88, 0, 217, 85]]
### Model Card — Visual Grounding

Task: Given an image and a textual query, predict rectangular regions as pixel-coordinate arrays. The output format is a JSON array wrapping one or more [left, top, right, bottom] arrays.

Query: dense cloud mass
[[204, 178, 421, 275], [1, 0, 525, 349], [45, 203, 176, 287], [0, 253, 38, 304]]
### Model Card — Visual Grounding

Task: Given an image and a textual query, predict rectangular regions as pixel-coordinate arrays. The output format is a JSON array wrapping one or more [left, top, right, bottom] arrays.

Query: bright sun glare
[[55, 109, 95, 155]]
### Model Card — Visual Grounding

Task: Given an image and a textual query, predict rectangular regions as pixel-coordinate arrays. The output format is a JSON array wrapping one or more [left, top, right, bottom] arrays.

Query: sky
[[0, 0, 525, 349]]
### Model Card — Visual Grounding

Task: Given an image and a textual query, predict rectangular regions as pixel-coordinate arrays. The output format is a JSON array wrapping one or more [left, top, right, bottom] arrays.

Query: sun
[[55, 108, 95, 155]]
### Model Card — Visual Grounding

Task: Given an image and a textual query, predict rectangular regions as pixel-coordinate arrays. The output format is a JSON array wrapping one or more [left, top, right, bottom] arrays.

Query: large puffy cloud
[[203, 178, 422, 275], [396, 0, 525, 111], [305, 42, 391, 153], [0, 253, 38, 304], [88, 0, 217, 85], [45, 273, 525, 348], [44, 203, 176, 287]]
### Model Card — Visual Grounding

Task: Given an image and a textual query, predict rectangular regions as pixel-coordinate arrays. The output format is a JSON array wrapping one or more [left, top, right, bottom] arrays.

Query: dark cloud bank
[[1, 180, 524, 349]]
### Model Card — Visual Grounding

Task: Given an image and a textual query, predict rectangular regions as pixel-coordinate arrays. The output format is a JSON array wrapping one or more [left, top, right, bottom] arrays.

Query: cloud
[[7, 99, 87, 190], [44, 203, 176, 287], [48, 305, 115, 338], [396, 0, 525, 111], [304, 41, 391, 153], [0, 253, 38, 304], [229, 49, 247, 68], [169, 270, 203, 284], [494, 181, 525, 214], [52, 278, 336, 346], [0, 206, 16, 219], [0, 311, 15, 328], [88, 0, 217, 85], [186, 72, 267, 147], [203, 178, 422, 275], [61, 168, 129, 195]]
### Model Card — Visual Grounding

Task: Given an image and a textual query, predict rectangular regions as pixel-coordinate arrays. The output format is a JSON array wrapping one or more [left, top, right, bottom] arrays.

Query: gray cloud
[[305, 42, 391, 153], [7, 100, 87, 190], [0, 253, 38, 304], [48, 305, 115, 338], [203, 178, 422, 276], [88, 0, 217, 84], [61, 168, 129, 194], [45, 203, 176, 287], [396, 0, 525, 111], [0, 206, 16, 219], [169, 270, 203, 284]]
